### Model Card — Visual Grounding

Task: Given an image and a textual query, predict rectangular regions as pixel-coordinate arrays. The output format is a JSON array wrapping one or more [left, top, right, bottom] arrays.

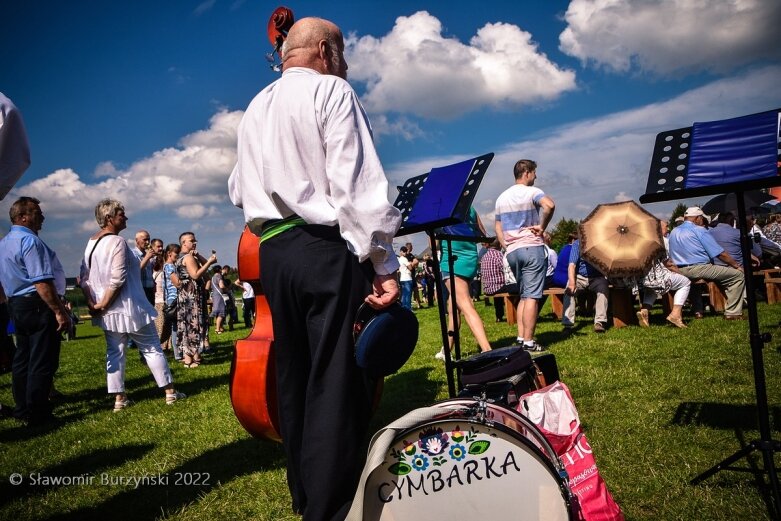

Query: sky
[[2, 0, 780, 275]]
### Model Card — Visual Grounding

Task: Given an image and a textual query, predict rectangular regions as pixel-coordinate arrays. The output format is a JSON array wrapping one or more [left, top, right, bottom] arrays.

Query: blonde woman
[[79, 199, 185, 411]]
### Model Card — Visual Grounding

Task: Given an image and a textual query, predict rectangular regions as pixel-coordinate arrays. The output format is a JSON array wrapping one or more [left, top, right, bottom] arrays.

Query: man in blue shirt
[[562, 237, 609, 333], [669, 206, 745, 319], [0, 197, 71, 425], [709, 212, 762, 268]]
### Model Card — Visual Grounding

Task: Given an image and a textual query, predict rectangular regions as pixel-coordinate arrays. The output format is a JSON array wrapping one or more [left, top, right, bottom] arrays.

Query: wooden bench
[[492, 287, 566, 326], [661, 279, 728, 315], [762, 268, 781, 304]]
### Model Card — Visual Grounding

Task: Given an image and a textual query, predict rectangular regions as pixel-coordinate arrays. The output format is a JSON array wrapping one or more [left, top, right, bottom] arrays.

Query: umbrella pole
[[690, 193, 781, 517]]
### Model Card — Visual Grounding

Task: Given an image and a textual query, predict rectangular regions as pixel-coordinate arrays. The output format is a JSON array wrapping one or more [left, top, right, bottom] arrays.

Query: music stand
[[394, 153, 494, 397], [640, 108, 781, 518]]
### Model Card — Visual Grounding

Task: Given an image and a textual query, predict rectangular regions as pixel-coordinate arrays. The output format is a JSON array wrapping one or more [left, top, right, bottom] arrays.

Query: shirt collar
[[10, 224, 35, 236]]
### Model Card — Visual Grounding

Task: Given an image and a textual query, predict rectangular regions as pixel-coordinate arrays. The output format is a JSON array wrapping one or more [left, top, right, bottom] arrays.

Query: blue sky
[[2, 0, 780, 275]]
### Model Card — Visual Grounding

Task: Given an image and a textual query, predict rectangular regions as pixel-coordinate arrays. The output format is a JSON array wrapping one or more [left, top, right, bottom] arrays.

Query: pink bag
[[518, 381, 624, 521]]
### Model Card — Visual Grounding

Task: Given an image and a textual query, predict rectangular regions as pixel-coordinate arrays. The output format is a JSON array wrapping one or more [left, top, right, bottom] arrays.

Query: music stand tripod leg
[[690, 195, 781, 518]]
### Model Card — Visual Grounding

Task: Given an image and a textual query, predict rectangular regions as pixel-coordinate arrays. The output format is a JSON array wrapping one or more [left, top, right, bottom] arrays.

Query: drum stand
[[391, 153, 494, 397]]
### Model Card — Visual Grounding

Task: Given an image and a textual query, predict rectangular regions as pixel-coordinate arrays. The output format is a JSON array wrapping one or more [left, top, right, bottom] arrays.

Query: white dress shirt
[[228, 67, 401, 275], [0, 92, 31, 200]]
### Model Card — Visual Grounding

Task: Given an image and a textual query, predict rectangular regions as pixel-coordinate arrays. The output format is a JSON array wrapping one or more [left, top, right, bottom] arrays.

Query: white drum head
[[363, 419, 570, 520]]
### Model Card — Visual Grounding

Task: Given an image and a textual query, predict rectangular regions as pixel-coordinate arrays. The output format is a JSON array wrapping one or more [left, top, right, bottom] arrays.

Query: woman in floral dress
[[171, 232, 216, 367]]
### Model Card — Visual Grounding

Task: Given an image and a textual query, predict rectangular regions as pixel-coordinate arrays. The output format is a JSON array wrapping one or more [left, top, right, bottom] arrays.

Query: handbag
[[518, 381, 624, 521], [162, 267, 178, 321], [163, 300, 178, 321]]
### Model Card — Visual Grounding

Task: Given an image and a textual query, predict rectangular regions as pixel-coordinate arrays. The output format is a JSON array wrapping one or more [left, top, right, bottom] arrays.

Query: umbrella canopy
[[579, 200, 666, 278], [701, 190, 776, 215]]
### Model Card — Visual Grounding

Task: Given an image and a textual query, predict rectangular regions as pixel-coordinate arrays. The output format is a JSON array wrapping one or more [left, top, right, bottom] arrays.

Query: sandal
[[113, 398, 132, 412], [666, 315, 687, 328], [165, 391, 186, 405]]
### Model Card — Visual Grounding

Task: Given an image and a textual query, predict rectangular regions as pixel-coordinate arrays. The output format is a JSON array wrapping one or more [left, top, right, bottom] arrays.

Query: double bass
[[228, 7, 294, 443], [229, 226, 281, 441]]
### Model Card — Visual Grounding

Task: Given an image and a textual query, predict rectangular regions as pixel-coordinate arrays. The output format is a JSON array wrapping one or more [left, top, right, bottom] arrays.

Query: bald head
[[282, 17, 347, 79], [135, 229, 150, 250]]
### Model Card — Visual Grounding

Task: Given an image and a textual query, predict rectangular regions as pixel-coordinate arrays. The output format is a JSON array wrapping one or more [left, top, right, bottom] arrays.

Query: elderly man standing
[[228, 17, 401, 520], [669, 207, 746, 319], [131, 230, 156, 304], [0, 197, 71, 425], [494, 159, 555, 351]]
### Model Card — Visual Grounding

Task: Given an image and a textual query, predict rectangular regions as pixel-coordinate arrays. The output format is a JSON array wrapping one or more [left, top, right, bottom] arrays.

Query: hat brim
[[354, 303, 418, 377]]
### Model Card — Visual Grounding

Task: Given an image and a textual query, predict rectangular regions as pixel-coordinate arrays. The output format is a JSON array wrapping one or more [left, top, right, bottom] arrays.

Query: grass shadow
[[371, 367, 439, 430], [43, 438, 286, 521], [670, 401, 781, 431], [0, 444, 154, 506]]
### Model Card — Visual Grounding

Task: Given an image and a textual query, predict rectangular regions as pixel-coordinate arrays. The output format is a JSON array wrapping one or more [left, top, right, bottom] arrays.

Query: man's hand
[[54, 310, 72, 333], [565, 279, 576, 295], [527, 224, 544, 236], [365, 272, 400, 310]]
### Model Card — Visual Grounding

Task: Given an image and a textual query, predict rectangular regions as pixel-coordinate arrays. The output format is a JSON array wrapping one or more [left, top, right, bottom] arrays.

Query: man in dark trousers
[[0, 197, 71, 425], [228, 17, 401, 520]]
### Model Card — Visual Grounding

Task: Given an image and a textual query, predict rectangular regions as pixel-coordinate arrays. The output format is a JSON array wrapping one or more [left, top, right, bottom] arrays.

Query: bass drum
[[363, 398, 573, 520]]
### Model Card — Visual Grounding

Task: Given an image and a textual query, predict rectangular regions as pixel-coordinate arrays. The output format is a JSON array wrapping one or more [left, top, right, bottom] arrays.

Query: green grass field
[[1, 297, 780, 520]]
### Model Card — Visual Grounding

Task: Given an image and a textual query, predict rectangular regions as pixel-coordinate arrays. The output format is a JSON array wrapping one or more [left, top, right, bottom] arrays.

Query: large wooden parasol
[[578, 200, 666, 278]]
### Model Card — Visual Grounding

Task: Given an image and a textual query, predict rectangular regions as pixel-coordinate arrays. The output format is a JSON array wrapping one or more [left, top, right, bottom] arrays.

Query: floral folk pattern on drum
[[387, 425, 491, 476]]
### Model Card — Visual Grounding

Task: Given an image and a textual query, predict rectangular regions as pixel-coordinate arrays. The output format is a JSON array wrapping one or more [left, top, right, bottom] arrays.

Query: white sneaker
[[434, 347, 446, 361]]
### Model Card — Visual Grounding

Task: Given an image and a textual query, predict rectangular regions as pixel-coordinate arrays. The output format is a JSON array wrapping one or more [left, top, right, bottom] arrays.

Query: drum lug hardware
[[475, 391, 491, 425]]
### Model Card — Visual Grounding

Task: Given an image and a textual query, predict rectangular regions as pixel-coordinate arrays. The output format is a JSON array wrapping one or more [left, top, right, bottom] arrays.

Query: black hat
[[353, 303, 418, 377]]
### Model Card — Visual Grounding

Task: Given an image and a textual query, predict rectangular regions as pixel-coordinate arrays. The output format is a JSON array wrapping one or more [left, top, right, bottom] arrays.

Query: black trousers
[[8, 293, 61, 424], [261, 225, 376, 521], [242, 297, 255, 328]]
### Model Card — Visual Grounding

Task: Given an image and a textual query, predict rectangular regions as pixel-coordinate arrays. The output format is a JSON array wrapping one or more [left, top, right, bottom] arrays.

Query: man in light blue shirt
[[668, 206, 745, 319], [0, 197, 71, 424]]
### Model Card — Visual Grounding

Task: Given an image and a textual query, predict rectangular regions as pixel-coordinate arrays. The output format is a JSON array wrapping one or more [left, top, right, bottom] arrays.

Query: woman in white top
[[79, 198, 185, 412]]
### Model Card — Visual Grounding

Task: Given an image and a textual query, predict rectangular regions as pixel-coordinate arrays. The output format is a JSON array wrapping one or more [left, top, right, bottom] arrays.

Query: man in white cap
[[668, 206, 746, 319]]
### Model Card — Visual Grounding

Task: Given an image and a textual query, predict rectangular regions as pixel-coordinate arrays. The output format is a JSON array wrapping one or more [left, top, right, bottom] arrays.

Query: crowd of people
[[398, 196, 781, 359], [3, 15, 780, 521], [0, 195, 258, 421]]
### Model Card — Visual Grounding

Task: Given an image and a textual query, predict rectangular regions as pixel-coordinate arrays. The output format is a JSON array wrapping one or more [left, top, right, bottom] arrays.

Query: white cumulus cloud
[[387, 65, 781, 235], [346, 11, 576, 120], [12, 108, 242, 217], [559, 0, 781, 75]]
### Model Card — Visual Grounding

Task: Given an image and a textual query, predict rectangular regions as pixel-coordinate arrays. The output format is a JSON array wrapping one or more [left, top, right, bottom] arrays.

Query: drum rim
[[435, 398, 564, 471]]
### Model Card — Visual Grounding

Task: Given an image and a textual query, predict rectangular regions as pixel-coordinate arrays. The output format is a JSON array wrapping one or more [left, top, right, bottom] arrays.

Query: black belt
[[11, 292, 40, 299], [9, 292, 43, 303]]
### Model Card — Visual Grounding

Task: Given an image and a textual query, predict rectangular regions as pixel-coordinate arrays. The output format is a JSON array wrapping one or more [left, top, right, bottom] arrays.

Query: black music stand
[[394, 153, 494, 397], [640, 108, 781, 518]]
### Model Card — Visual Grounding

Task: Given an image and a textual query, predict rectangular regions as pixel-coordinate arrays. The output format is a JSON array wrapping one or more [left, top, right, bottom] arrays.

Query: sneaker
[[636, 309, 650, 328], [593, 322, 606, 333], [165, 391, 187, 405], [522, 341, 547, 352], [434, 347, 446, 361]]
